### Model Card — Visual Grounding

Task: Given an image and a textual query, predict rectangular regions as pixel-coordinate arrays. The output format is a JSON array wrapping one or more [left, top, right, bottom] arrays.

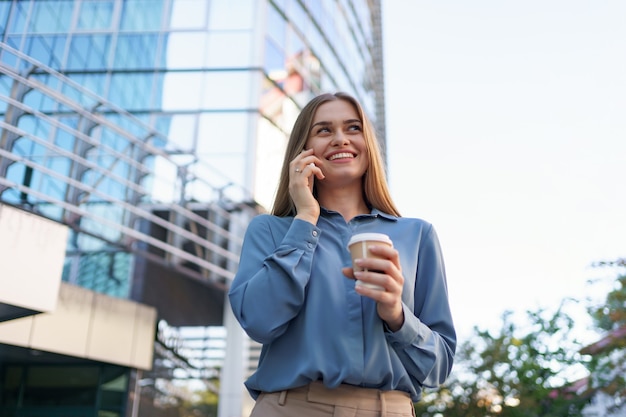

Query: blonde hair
[[272, 92, 400, 217]]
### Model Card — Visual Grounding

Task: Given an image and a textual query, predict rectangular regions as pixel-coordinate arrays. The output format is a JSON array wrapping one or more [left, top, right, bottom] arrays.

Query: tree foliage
[[414, 303, 591, 417], [584, 258, 626, 414]]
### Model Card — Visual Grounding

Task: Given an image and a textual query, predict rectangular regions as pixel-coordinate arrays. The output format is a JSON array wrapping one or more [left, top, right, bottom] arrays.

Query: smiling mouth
[[328, 152, 355, 161]]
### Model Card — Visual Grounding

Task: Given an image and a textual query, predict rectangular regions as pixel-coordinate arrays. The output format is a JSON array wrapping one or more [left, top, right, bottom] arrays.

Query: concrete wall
[[0, 203, 68, 321], [0, 282, 157, 370]]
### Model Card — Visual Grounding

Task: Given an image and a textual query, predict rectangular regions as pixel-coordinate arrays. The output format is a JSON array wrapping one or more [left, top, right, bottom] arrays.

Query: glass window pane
[[30, 1, 74, 33], [78, 0, 114, 30], [23, 366, 99, 406], [264, 38, 285, 76], [267, 5, 286, 46], [169, 0, 207, 29], [165, 32, 208, 69], [201, 71, 253, 109], [67, 35, 111, 70], [24, 35, 67, 68], [206, 32, 253, 67], [120, 0, 165, 31], [161, 72, 203, 111], [197, 113, 247, 154], [208, 0, 255, 31], [114, 34, 158, 69]]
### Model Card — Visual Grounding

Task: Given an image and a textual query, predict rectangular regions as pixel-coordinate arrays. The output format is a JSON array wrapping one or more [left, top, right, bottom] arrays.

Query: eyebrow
[[310, 119, 362, 133]]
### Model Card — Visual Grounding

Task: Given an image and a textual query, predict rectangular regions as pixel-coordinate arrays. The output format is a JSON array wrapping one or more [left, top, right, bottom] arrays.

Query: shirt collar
[[320, 207, 398, 222]]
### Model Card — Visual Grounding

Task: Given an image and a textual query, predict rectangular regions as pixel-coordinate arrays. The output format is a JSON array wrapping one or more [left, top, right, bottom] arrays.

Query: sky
[[382, 1, 626, 343]]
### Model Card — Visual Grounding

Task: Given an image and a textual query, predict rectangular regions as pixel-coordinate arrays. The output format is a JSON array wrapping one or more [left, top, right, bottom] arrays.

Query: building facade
[[0, 1, 385, 416]]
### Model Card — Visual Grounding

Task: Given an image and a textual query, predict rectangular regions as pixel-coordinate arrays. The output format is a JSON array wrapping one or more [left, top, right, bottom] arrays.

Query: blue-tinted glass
[[153, 115, 181, 145], [8, 1, 28, 33], [268, 5, 286, 47], [30, 1, 74, 33], [0, 1, 11, 34], [286, 26, 304, 58], [114, 34, 158, 69], [54, 123, 76, 152], [67, 35, 111, 70], [120, 0, 165, 31], [308, 0, 323, 26], [61, 77, 102, 109], [264, 38, 285, 75], [25, 35, 66, 68], [287, 0, 308, 36], [78, 0, 114, 30], [67, 73, 107, 98], [108, 72, 153, 111]]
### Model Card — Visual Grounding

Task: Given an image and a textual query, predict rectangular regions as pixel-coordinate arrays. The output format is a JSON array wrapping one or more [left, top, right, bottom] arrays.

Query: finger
[[342, 267, 355, 279]]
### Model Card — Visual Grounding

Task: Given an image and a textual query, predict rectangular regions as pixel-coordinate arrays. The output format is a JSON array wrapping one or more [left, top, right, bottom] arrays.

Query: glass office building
[[0, 0, 385, 416]]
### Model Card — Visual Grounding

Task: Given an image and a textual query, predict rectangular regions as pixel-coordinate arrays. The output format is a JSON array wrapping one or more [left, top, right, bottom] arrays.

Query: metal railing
[[0, 41, 261, 290]]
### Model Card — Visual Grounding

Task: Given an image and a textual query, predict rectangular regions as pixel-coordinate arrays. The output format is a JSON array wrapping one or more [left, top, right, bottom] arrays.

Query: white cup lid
[[347, 233, 392, 247]]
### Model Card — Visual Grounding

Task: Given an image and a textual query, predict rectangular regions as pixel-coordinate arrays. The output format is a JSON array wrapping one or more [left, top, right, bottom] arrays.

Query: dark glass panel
[[0, 366, 23, 406], [23, 366, 99, 406]]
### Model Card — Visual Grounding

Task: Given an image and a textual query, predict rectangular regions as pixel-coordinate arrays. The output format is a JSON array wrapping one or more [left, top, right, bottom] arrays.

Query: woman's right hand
[[289, 149, 325, 224]]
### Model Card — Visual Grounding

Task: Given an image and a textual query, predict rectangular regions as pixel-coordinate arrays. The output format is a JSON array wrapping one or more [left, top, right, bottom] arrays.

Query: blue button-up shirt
[[228, 208, 456, 402]]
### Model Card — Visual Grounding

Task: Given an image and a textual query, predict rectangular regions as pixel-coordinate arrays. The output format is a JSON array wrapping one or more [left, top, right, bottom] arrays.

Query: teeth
[[329, 152, 354, 161]]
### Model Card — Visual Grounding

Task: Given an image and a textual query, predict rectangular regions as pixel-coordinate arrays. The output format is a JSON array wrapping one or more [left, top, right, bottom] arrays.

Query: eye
[[347, 124, 362, 132], [316, 126, 331, 134]]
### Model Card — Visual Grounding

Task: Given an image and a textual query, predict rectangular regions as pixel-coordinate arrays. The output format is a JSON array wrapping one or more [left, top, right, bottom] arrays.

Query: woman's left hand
[[342, 245, 405, 332]]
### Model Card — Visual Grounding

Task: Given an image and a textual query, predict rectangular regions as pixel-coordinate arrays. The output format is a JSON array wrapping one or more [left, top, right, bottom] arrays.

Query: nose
[[330, 130, 349, 146]]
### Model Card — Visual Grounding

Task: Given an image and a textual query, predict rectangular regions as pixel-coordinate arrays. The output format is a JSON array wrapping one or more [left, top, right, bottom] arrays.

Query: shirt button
[[312, 230, 318, 237], [307, 243, 313, 249]]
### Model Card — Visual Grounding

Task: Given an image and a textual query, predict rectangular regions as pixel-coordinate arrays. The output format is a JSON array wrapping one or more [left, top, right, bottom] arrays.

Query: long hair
[[271, 92, 400, 217]]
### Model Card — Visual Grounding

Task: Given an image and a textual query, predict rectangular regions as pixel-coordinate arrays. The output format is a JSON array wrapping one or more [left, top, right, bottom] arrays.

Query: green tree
[[584, 258, 626, 414], [415, 303, 590, 417]]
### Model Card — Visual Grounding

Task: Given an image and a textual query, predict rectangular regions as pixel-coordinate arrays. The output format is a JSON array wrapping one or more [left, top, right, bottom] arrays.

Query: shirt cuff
[[281, 218, 321, 251], [384, 303, 421, 347]]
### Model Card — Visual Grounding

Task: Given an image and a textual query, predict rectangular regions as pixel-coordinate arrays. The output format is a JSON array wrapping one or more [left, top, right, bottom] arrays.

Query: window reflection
[[120, 0, 164, 31], [208, 0, 255, 31], [170, 0, 208, 29], [77, 0, 114, 30], [165, 32, 208, 69]]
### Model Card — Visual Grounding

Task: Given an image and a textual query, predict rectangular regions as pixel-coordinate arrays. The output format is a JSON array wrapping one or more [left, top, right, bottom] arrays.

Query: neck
[[316, 183, 369, 222]]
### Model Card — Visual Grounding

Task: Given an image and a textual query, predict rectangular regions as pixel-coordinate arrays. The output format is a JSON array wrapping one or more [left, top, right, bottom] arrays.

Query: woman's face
[[304, 99, 369, 185]]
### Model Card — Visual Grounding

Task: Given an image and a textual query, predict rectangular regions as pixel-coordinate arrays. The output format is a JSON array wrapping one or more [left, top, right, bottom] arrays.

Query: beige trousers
[[249, 381, 416, 417]]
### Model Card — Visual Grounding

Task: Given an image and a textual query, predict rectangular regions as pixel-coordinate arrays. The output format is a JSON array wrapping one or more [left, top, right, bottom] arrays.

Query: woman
[[228, 92, 456, 416]]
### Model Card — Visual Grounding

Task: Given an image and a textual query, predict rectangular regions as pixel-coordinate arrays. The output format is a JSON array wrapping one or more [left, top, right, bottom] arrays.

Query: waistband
[[274, 381, 413, 414]]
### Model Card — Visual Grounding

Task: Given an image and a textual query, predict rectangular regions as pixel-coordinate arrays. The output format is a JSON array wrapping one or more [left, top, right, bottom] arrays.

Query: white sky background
[[382, 1, 626, 343]]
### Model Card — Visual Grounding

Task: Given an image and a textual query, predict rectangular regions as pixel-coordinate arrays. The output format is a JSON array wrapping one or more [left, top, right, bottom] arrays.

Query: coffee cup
[[347, 233, 393, 291]]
